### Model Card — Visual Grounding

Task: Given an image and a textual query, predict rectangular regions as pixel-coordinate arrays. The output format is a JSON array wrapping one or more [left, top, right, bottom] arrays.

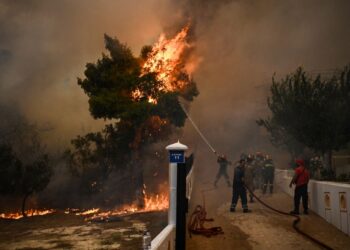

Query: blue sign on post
[[169, 150, 185, 163]]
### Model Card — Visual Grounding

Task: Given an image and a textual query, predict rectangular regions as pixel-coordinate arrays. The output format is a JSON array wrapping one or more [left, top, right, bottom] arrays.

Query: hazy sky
[[0, 0, 349, 155]]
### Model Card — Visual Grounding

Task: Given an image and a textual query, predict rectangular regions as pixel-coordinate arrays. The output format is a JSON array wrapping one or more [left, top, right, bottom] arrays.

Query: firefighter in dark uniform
[[245, 154, 255, 202], [262, 155, 275, 194], [214, 155, 232, 187], [230, 159, 251, 213], [254, 152, 265, 191]]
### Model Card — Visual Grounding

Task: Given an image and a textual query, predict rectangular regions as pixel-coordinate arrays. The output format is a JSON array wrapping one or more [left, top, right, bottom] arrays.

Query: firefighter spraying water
[[214, 155, 232, 187], [180, 104, 333, 249]]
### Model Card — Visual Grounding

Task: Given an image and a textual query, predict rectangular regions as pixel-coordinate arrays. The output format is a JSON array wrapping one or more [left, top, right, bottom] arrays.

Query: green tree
[[0, 105, 52, 216], [69, 34, 198, 202], [258, 66, 350, 169], [0, 144, 22, 194], [256, 118, 305, 164], [0, 144, 51, 217], [21, 155, 51, 216]]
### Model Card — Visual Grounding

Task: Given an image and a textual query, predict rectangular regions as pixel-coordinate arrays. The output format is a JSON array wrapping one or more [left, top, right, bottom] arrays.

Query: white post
[[165, 141, 188, 226], [169, 162, 177, 225]]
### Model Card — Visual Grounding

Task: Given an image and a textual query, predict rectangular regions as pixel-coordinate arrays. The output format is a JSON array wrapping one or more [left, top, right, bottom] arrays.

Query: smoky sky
[[1, 0, 350, 159], [170, 0, 350, 171], [0, 0, 164, 149]]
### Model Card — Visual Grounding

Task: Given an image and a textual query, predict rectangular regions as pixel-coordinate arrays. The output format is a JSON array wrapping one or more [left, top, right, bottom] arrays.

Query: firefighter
[[253, 152, 264, 191], [245, 154, 255, 202], [214, 154, 232, 187], [230, 159, 251, 213], [240, 153, 248, 162], [289, 159, 310, 215], [262, 155, 275, 194]]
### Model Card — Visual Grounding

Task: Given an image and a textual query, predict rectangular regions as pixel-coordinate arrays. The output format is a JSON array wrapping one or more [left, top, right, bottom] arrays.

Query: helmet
[[295, 159, 305, 167], [240, 153, 248, 161], [256, 151, 263, 160], [247, 154, 253, 163]]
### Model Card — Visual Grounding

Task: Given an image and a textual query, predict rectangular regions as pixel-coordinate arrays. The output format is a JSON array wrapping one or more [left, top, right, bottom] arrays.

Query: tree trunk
[[131, 149, 145, 209], [328, 150, 335, 174], [323, 151, 333, 169], [134, 155, 145, 209], [21, 192, 32, 218]]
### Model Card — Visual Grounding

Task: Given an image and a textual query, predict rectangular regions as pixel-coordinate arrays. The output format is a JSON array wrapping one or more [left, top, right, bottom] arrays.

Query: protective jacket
[[233, 166, 245, 187]]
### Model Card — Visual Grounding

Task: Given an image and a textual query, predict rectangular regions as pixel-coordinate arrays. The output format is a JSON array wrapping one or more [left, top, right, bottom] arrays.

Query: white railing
[[186, 164, 195, 200], [151, 224, 176, 250], [275, 169, 350, 236]]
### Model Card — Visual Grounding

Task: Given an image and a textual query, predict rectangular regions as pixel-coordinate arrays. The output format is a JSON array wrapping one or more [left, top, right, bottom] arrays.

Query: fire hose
[[188, 187, 224, 238], [245, 185, 333, 250], [179, 102, 217, 155], [180, 103, 333, 249]]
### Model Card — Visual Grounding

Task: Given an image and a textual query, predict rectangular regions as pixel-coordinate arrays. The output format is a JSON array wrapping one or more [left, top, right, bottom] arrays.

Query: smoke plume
[[1, 0, 350, 206]]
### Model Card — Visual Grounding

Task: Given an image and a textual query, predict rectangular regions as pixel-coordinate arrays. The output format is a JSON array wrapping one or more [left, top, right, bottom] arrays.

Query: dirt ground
[[187, 179, 350, 250], [0, 211, 167, 250]]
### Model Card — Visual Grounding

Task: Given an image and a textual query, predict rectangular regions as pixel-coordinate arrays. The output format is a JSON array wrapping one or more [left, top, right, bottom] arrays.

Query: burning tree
[[68, 27, 198, 204]]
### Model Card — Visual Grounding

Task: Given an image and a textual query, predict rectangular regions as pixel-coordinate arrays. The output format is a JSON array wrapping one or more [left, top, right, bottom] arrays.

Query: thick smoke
[[1, 0, 350, 208], [161, 0, 350, 177], [0, 0, 164, 150]]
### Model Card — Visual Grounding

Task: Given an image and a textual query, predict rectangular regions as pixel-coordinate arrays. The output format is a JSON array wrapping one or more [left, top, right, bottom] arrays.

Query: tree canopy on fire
[[67, 33, 198, 200]]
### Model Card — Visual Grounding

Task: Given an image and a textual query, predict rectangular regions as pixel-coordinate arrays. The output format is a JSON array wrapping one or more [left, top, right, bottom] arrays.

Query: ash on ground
[[0, 211, 167, 250]]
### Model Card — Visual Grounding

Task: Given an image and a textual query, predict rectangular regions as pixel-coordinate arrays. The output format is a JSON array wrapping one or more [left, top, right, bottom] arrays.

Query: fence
[[276, 169, 350, 236]]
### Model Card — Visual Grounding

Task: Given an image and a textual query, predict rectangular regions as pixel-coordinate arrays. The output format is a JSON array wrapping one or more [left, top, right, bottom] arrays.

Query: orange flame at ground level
[[1, 186, 168, 221], [86, 184, 168, 221], [0, 209, 56, 220]]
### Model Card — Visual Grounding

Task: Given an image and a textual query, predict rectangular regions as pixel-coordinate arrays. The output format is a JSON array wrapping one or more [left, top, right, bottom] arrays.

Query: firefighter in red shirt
[[289, 159, 310, 215]]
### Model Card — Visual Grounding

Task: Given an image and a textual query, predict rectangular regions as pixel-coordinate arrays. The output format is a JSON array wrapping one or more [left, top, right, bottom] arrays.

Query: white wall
[[276, 170, 350, 236]]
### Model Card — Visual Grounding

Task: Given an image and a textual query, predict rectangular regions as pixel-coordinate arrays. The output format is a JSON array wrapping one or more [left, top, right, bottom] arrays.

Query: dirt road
[[187, 181, 350, 250]]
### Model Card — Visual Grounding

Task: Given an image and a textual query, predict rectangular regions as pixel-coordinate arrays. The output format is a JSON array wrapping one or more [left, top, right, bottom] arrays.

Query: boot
[[243, 208, 252, 213]]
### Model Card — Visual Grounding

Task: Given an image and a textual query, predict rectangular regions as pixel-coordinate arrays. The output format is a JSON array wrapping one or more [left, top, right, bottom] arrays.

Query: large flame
[[1, 28, 188, 221], [132, 25, 194, 104], [142, 26, 191, 91]]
